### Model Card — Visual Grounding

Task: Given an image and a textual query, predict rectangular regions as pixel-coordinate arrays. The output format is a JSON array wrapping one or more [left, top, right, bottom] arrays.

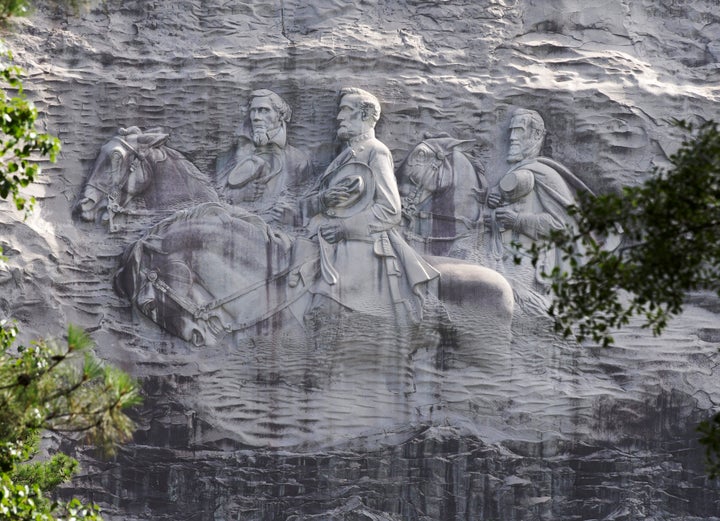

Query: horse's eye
[[412, 149, 429, 164]]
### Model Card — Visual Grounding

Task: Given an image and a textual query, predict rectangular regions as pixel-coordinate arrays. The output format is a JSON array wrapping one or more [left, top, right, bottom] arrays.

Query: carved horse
[[397, 135, 488, 258], [75, 127, 218, 230], [114, 201, 513, 348], [112, 200, 514, 450], [114, 202, 299, 346]]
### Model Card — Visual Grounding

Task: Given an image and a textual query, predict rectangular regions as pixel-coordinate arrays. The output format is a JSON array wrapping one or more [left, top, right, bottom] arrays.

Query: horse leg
[[418, 255, 514, 417]]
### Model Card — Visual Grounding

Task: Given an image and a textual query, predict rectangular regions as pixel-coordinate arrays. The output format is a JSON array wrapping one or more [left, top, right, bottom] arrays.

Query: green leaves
[[0, 324, 141, 456], [0, 473, 102, 520], [0, 49, 60, 212], [0, 29, 129, 520], [0, 323, 141, 519], [0, 1, 30, 25], [527, 120, 720, 476], [530, 120, 720, 347], [698, 413, 720, 479]]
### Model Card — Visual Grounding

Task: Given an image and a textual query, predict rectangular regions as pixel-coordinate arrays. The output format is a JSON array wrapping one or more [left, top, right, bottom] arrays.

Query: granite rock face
[[4, 0, 720, 519]]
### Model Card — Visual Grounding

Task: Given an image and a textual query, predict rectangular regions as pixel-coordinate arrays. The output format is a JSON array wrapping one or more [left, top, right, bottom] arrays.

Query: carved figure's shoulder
[[363, 138, 392, 162], [519, 158, 569, 187], [532, 157, 593, 197], [520, 158, 560, 175]]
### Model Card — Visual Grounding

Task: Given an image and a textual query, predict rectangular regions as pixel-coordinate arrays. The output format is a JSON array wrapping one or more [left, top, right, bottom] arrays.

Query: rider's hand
[[322, 186, 352, 208], [320, 224, 345, 243], [483, 212, 494, 227], [495, 207, 519, 229], [486, 192, 503, 209], [268, 200, 295, 223]]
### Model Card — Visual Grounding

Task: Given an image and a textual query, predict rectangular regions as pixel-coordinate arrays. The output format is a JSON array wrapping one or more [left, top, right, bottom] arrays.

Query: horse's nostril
[[190, 329, 205, 347], [140, 299, 156, 315]]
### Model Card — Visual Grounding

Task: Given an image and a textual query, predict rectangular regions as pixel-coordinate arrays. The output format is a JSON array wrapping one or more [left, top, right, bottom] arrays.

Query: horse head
[[397, 135, 476, 213], [397, 135, 489, 257], [76, 126, 169, 224]]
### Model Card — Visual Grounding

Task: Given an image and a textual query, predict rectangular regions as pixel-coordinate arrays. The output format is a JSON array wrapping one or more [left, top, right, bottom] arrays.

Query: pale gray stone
[[4, 0, 720, 519], [484, 108, 592, 313], [397, 135, 487, 259], [215, 89, 313, 226], [111, 89, 515, 449], [76, 126, 218, 231]]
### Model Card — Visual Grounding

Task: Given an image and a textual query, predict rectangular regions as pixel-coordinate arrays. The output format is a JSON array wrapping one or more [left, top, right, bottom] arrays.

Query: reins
[[87, 137, 173, 230]]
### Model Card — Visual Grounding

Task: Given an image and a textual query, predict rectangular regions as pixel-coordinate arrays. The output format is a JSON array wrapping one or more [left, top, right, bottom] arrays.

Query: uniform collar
[[344, 129, 375, 148]]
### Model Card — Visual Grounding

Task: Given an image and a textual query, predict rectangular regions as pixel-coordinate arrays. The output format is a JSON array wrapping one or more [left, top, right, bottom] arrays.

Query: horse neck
[[429, 155, 483, 221], [143, 147, 216, 206], [138, 149, 175, 206]]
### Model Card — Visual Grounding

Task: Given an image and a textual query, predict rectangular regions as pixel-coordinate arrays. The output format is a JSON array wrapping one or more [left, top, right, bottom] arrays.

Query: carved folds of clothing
[[300, 131, 439, 322], [489, 157, 576, 282], [216, 129, 312, 223]]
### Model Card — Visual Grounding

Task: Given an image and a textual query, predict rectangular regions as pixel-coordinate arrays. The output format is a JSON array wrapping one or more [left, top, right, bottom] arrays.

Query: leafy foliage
[[0, 323, 141, 520], [0, 49, 60, 212], [0, 0, 86, 24], [0, 0, 30, 24], [0, 35, 139, 519], [529, 120, 720, 347], [529, 120, 720, 476], [698, 415, 720, 479]]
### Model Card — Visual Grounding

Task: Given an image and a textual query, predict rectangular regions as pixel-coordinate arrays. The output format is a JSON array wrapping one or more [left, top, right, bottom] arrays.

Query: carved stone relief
[[483, 109, 590, 313], [299, 87, 441, 326], [76, 91, 597, 447], [215, 89, 313, 227], [397, 135, 487, 260], [75, 126, 218, 232], [16, 1, 718, 517]]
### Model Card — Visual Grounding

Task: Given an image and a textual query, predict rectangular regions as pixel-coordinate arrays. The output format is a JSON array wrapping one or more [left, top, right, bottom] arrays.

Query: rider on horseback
[[292, 88, 439, 325]]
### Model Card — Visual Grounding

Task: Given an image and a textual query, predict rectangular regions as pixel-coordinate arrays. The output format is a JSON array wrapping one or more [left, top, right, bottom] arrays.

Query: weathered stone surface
[[3, 0, 720, 519]]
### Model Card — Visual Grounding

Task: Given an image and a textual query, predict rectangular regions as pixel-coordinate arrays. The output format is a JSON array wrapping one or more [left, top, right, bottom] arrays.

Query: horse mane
[[160, 147, 216, 186], [146, 202, 266, 237], [117, 127, 214, 186]]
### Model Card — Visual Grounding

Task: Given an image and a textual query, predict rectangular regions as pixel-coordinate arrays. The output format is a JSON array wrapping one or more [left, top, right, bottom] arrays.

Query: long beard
[[252, 129, 270, 146]]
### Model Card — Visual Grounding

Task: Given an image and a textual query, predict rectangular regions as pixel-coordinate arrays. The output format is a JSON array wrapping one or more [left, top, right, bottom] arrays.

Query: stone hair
[[513, 108, 546, 138], [249, 89, 292, 123], [339, 87, 381, 123]]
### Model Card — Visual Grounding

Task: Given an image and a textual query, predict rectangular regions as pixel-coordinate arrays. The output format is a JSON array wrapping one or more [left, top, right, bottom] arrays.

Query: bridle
[[84, 137, 163, 230], [403, 141, 448, 216], [402, 140, 484, 245]]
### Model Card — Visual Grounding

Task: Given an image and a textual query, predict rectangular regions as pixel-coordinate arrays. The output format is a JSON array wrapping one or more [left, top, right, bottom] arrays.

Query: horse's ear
[[446, 138, 475, 151], [119, 126, 142, 136], [423, 131, 451, 140], [137, 133, 169, 148]]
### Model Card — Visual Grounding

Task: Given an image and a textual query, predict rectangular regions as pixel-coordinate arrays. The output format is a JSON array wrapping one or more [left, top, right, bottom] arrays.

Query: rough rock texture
[[3, 0, 720, 519]]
